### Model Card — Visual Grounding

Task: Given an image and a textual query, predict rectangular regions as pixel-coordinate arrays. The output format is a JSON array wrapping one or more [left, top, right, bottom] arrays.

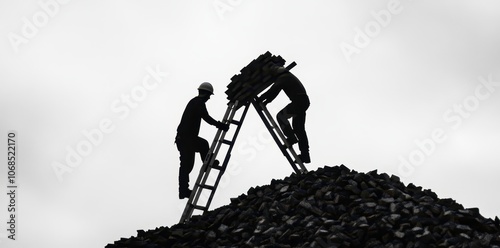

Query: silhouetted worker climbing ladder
[[179, 52, 307, 223]]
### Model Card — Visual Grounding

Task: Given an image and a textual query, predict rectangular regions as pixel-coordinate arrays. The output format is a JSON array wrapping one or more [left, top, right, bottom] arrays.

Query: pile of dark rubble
[[107, 165, 500, 247]]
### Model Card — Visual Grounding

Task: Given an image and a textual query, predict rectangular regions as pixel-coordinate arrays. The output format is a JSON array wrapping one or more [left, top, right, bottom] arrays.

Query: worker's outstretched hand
[[216, 121, 230, 132]]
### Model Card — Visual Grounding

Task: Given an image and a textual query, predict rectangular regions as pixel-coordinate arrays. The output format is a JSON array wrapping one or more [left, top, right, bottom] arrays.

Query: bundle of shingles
[[106, 165, 500, 247], [225, 51, 290, 106]]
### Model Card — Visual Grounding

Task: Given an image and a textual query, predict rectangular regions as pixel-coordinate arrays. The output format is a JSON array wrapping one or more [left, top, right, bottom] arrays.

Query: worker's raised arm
[[201, 103, 229, 131], [259, 65, 288, 104], [200, 103, 218, 126], [259, 81, 282, 105]]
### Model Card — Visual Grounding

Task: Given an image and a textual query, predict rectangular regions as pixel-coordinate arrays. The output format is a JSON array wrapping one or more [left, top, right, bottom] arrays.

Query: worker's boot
[[297, 153, 310, 164], [204, 159, 220, 172], [285, 135, 298, 147], [179, 188, 192, 199]]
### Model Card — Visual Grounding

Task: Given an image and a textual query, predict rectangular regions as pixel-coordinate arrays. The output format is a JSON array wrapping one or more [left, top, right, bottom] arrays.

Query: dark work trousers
[[175, 136, 209, 192], [277, 94, 310, 155]]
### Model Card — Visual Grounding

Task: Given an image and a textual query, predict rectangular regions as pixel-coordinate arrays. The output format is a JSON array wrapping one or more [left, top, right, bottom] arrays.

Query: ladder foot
[[295, 153, 311, 164]]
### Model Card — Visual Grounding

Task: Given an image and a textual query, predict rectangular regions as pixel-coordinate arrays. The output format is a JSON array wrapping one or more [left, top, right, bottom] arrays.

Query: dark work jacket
[[176, 96, 218, 140], [261, 71, 307, 102]]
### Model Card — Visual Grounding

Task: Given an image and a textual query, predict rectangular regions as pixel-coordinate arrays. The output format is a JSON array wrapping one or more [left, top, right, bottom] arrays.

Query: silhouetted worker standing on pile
[[260, 65, 311, 163], [175, 82, 229, 199]]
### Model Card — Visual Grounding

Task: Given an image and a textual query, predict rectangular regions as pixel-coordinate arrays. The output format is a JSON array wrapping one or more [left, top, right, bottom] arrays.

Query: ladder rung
[[221, 139, 233, 145], [212, 164, 224, 170], [197, 184, 215, 190], [230, 120, 241, 125], [280, 144, 291, 150], [191, 204, 208, 211]]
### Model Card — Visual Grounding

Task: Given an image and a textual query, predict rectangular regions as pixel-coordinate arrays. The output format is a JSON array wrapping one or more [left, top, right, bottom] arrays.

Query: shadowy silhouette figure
[[259, 65, 311, 163], [175, 82, 229, 199]]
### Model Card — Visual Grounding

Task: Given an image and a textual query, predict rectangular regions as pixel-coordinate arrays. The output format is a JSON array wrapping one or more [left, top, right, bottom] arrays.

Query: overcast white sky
[[1, 1, 500, 247]]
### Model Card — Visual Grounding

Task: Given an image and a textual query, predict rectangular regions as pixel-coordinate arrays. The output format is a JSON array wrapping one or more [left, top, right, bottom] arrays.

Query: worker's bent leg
[[293, 111, 309, 155], [195, 137, 210, 163], [277, 105, 296, 139], [293, 95, 310, 162], [177, 140, 196, 192]]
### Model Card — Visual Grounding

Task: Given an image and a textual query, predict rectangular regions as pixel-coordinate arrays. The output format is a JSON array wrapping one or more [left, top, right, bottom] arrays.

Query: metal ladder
[[179, 100, 249, 223], [179, 99, 307, 223], [252, 99, 307, 174]]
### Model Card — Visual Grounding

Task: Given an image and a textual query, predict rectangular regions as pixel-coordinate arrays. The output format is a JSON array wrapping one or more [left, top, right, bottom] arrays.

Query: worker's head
[[198, 82, 214, 100]]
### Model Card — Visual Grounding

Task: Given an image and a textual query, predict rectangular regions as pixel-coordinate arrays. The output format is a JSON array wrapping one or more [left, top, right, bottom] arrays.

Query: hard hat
[[198, 82, 214, 95]]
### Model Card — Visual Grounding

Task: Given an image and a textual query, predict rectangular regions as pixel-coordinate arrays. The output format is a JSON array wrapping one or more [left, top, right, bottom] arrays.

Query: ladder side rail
[[194, 102, 235, 187], [287, 146, 307, 172], [180, 102, 236, 223], [208, 101, 240, 167], [251, 100, 301, 174], [202, 101, 243, 175], [202, 102, 251, 211], [203, 102, 237, 167], [255, 100, 307, 172], [184, 162, 217, 220], [196, 100, 240, 191], [181, 153, 223, 223], [221, 102, 250, 170], [180, 163, 215, 222], [257, 101, 288, 145], [180, 101, 244, 223]]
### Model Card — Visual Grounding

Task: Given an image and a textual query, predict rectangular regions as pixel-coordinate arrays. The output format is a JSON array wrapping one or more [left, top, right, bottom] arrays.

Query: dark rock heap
[[106, 165, 500, 247]]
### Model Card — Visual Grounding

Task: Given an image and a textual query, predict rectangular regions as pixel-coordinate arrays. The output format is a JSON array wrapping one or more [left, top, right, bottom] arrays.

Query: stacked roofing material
[[225, 51, 294, 106]]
